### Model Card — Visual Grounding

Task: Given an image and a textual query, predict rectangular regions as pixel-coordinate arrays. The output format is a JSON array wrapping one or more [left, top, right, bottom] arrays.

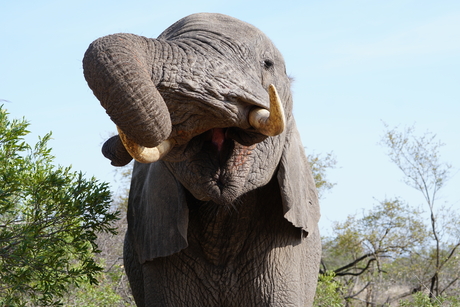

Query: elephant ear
[[277, 119, 320, 237], [127, 161, 189, 264]]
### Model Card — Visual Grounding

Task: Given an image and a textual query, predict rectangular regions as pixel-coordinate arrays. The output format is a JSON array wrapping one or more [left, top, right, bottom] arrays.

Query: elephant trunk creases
[[164, 38, 271, 109], [83, 34, 173, 148]]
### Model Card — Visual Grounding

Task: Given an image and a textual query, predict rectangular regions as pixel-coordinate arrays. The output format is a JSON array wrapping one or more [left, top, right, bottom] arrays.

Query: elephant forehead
[[158, 13, 266, 45]]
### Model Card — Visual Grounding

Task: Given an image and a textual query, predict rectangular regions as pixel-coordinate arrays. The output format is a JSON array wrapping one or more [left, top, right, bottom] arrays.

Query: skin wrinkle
[[230, 144, 255, 171], [188, 184, 269, 265], [159, 44, 244, 132], [171, 37, 268, 107], [174, 27, 257, 69]]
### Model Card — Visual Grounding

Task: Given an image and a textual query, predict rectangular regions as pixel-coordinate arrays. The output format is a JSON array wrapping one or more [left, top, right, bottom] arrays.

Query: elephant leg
[[124, 232, 145, 306]]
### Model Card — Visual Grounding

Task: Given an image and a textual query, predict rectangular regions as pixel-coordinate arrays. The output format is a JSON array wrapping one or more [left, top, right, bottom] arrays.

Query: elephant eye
[[263, 59, 274, 70]]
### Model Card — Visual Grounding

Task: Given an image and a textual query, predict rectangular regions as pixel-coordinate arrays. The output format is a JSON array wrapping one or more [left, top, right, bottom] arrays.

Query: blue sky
[[1, 1, 459, 232]]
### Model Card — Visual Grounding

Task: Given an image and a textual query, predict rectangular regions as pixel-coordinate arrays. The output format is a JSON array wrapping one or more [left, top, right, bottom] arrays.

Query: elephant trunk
[[83, 33, 171, 148]]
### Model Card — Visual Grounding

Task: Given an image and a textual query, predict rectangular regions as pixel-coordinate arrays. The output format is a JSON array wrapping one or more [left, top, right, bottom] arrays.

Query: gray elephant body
[[83, 13, 321, 307]]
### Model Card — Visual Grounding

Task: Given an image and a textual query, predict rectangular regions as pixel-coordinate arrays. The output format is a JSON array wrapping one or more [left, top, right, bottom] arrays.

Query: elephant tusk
[[117, 126, 176, 163], [248, 84, 286, 136]]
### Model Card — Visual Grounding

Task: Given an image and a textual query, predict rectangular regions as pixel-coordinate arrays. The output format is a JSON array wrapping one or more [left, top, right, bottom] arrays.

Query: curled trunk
[[83, 33, 171, 148]]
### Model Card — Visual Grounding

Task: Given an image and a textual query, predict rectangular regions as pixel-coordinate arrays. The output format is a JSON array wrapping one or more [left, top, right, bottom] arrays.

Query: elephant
[[83, 13, 321, 307]]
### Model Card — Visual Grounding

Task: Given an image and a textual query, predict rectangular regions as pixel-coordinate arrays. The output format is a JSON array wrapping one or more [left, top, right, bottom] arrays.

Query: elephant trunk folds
[[83, 33, 171, 149]]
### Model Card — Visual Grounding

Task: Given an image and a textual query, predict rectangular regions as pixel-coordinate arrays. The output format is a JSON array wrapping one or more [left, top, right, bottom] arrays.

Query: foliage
[[0, 107, 119, 306], [381, 123, 451, 206], [381, 123, 460, 299], [319, 123, 459, 305], [308, 151, 337, 199], [399, 291, 460, 307], [313, 271, 345, 307], [321, 198, 427, 303], [62, 163, 136, 306], [61, 259, 132, 306]]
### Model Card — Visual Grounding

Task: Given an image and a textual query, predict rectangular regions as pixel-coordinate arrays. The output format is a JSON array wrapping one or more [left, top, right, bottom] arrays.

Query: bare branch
[[335, 257, 378, 277]]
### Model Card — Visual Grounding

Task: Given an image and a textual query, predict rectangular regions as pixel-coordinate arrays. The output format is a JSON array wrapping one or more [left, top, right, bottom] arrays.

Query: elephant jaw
[[117, 84, 285, 164]]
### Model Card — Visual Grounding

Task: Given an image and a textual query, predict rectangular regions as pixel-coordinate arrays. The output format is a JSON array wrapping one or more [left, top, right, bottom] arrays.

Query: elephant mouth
[[195, 127, 259, 181], [204, 128, 261, 188], [206, 128, 234, 167], [168, 127, 260, 205], [203, 128, 235, 188], [164, 125, 266, 162]]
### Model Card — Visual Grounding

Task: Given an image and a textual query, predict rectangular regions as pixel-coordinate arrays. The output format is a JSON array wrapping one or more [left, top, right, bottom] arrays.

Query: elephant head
[[83, 13, 319, 260]]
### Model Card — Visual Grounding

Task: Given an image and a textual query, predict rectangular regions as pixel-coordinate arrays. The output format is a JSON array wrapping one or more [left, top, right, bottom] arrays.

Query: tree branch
[[335, 257, 378, 277]]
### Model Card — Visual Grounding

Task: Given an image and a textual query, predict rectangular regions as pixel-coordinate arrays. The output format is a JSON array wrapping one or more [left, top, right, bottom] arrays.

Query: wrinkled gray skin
[[83, 13, 321, 307]]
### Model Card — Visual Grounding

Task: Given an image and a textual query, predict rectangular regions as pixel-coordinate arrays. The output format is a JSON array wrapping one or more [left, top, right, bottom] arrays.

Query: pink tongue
[[211, 128, 225, 152]]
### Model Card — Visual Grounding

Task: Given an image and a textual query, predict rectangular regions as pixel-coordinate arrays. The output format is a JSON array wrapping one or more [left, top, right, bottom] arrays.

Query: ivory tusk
[[117, 126, 175, 163], [248, 84, 286, 136]]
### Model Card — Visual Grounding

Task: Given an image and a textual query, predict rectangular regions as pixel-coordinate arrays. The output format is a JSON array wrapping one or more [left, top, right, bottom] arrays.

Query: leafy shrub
[[313, 271, 344, 307], [0, 107, 119, 306], [399, 292, 460, 307]]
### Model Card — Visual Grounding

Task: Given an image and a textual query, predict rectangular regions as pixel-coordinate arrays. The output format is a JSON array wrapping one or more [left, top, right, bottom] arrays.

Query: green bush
[[313, 271, 344, 307], [61, 261, 128, 306], [399, 292, 460, 307], [0, 107, 119, 306]]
